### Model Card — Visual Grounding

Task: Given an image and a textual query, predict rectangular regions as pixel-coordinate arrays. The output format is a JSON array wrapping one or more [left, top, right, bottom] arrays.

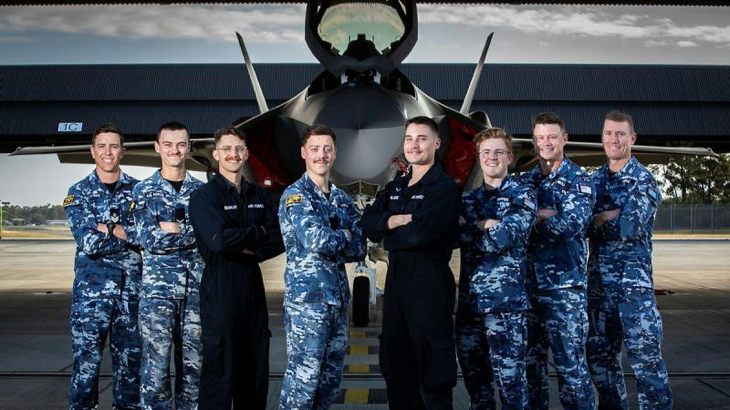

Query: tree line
[[1, 205, 67, 226]]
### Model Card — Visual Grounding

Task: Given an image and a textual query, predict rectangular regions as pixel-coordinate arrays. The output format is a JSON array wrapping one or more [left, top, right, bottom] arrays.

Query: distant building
[[45, 220, 70, 227]]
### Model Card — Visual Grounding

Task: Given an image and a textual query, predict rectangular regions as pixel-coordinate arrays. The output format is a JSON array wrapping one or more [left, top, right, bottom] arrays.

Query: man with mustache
[[64, 123, 143, 409], [132, 122, 204, 409], [363, 116, 461, 409], [586, 111, 672, 409], [278, 124, 366, 409], [189, 126, 284, 409]]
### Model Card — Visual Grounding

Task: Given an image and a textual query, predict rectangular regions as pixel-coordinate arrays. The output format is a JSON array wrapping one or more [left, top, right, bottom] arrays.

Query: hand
[[593, 209, 620, 228], [537, 209, 558, 222], [477, 219, 500, 231], [97, 223, 108, 233], [159, 221, 181, 234], [242, 248, 257, 256], [387, 214, 413, 230], [112, 225, 128, 241]]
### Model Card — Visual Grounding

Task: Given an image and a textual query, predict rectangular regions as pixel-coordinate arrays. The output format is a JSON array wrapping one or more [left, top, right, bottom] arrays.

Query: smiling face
[[301, 133, 336, 177], [90, 132, 124, 174], [155, 128, 189, 170], [403, 123, 440, 166], [212, 133, 248, 174], [602, 119, 636, 162], [532, 123, 568, 163], [478, 137, 513, 181]]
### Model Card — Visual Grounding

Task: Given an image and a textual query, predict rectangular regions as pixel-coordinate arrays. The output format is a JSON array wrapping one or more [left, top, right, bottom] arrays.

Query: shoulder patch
[[286, 194, 303, 205], [62, 195, 74, 207]]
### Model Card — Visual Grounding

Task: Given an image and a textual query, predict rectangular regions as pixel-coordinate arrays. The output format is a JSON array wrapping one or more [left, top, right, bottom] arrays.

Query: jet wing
[[10, 138, 216, 172]]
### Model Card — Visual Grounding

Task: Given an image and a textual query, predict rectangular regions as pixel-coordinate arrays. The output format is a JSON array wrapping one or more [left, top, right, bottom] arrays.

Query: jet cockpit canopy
[[306, 0, 417, 77]]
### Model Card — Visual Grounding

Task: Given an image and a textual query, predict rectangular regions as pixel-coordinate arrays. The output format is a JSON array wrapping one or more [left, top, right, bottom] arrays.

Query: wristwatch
[[106, 221, 116, 235]]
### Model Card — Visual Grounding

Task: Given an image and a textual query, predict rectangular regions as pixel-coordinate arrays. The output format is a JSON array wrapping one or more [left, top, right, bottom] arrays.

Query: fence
[[655, 204, 730, 234]]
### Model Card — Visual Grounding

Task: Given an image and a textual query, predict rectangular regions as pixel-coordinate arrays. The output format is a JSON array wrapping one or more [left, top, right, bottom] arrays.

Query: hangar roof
[[1, 63, 729, 151]]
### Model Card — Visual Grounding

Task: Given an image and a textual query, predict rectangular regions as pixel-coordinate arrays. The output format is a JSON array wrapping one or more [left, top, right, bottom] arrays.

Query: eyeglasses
[[216, 146, 248, 154], [478, 149, 510, 158]]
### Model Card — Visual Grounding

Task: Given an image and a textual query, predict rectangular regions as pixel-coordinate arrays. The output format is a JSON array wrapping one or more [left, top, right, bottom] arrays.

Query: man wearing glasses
[[455, 128, 536, 409], [189, 126, 284, 409], [522, 112, 596, 409], [132, 122, 205, 409]]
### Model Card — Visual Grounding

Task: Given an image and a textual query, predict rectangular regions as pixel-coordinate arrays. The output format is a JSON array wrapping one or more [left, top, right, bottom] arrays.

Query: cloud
[[645, 40, 668, 47], [419, 5, 730, 47], [0, 5, 306, 44], [677, 40, 698, 47]]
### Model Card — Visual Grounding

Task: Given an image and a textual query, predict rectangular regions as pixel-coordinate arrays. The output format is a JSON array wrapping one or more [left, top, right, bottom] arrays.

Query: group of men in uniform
[[64, 110, 672, 410]]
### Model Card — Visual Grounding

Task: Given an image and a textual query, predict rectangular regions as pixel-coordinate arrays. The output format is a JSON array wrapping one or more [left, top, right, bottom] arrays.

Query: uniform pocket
[[423, 338, 457, 390]]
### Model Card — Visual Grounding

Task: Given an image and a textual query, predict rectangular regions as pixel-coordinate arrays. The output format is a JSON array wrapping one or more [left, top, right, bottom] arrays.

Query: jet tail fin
[[460, 32, 493, 115], [236, 32, 269, 114]]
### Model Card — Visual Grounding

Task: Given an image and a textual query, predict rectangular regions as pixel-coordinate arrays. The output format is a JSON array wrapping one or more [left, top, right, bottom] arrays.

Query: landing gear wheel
[[352, 275, 370, 327]]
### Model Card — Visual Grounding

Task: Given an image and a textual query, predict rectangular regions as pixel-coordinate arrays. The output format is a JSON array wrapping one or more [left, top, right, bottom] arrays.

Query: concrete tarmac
[[0, 239, 729, 409]]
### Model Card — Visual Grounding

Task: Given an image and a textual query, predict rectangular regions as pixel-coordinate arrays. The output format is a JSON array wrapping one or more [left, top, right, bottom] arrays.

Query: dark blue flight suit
[[363, 163, 461, 410], [189, 173, 283, 410]]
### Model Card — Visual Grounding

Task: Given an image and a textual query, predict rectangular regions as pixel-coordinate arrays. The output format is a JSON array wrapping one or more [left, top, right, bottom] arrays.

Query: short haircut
[[473, 127, 513, 153], [156, 121, 189, 142], [92, 123, 124, 146], [405, 116, 439, 136], [532, 112, 566, 134], [213, 126, 247, 146], [301, 124, 336, 147], [604, 110, 635, 133]]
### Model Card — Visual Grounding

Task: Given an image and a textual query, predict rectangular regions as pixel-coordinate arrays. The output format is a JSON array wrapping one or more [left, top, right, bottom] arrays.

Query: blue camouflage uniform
[[132, 170, 204, 410], [278, 172, 366, 409], [521, 158, 596, 410], [456, 175, 536, 410], [587, 156, 672, 410], [64, 170, 143, 409]]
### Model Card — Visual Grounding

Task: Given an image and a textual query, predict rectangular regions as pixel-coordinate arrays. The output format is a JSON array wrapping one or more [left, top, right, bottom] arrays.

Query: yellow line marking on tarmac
[[349, 364, 370, 373], [344, 388, 369, 404], [350, 331, 366, 338], [349, 345, 368, 355]]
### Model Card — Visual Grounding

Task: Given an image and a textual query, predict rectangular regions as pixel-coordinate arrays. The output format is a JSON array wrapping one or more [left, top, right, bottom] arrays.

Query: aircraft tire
[[352, 275, 370, 327]]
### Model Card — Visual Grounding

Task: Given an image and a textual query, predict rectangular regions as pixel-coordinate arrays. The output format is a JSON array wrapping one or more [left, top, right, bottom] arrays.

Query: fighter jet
[[9, 0, 715, 324]]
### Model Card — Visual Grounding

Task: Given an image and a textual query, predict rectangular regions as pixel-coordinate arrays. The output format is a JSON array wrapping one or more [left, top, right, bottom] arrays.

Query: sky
[[1, 3, 730, 206]]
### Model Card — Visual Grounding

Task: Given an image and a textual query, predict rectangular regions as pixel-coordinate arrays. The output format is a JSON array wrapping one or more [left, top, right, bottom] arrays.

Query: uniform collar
[[529, 157, 572, 182], [478, 174, 514, 196], [400, 161, 444, 186], [598, 156, 639, 180], [213, 172, 249, 196], [89, 168, 130, 191], [302, 172, 338, 201], [151, 169, 195, 196]]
